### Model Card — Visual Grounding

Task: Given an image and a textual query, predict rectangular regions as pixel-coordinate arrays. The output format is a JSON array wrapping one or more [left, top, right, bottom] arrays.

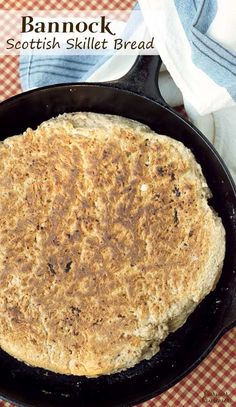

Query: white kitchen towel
[[138, 0, 236, 115], [138, 0, 236, 180]]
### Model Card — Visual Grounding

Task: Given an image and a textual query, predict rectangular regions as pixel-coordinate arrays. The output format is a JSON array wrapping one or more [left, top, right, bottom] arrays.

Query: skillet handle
[[105, 55, 168, 105]]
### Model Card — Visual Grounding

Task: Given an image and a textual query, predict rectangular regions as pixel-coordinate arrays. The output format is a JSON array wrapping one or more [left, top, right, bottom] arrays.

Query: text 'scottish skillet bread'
[[0, 112, 225, 376]]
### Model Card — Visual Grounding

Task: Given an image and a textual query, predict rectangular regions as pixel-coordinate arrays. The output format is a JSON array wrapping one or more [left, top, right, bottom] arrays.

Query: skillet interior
[[0, 84, 235, 407]]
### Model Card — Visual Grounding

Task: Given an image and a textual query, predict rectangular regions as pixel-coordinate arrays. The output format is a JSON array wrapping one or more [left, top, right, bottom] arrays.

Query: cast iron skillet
[[0, 56, 235, 407]]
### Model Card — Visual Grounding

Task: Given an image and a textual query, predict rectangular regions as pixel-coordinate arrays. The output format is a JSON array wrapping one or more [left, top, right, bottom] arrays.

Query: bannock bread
[[0, 112, 225, 376]]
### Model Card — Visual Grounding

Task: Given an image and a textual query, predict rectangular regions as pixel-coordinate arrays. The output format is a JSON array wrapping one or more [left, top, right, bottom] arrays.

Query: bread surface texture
[[0, 112, 225, 376]]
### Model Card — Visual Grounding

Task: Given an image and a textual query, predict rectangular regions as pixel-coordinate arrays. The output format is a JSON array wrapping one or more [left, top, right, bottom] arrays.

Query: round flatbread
[[0, 112, 225, 376]]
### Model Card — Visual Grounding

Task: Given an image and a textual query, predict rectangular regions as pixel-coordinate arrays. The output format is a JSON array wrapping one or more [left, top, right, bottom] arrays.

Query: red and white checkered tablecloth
[[0, 0, 235, 406]]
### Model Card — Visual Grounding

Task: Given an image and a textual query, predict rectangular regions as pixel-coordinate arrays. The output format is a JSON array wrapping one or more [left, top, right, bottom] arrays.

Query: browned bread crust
[[0, 113, 225, 376]]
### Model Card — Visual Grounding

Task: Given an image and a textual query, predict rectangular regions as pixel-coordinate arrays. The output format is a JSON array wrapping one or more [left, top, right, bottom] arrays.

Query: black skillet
[[0, 56, 235, 407]]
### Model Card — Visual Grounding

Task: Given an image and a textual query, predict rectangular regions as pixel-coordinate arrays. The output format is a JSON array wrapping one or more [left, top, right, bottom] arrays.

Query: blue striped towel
[[20, 54, 110, 90]]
